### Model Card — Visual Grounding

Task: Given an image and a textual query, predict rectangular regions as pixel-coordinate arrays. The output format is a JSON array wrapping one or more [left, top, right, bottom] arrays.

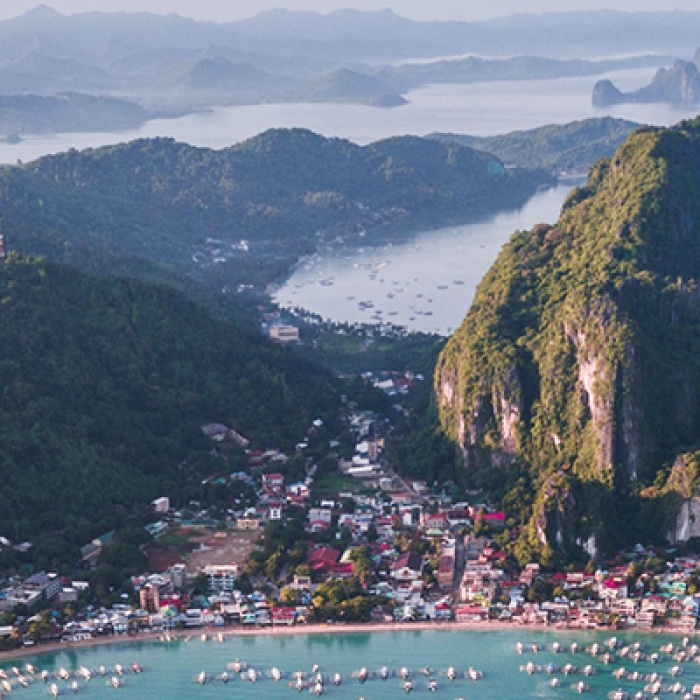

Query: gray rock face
[[592, 59, 700, 107]]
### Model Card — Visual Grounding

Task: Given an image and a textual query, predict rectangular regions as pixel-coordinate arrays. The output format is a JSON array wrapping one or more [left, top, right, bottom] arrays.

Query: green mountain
[[435, 118, 700, 563], [0, 130, 552, 292], [0, 255, 338, 564], [429, 118, 640, 174]]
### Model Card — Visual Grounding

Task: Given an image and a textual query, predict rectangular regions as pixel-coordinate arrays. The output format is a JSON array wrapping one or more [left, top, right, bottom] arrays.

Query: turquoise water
[[3, 628, 700, 699]]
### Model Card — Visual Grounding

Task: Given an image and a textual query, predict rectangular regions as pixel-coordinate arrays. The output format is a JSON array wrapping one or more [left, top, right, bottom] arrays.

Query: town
[[0, 371, 698, 652]]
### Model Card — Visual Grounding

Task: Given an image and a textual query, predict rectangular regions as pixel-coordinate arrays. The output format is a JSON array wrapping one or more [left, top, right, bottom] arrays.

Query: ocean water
[[0, 66, 696, 165], [4, 628, 700, 700]]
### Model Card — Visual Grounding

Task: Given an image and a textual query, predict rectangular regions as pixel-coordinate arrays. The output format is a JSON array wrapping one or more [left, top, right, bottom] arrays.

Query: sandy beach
[[0, 620, 547, 661], [2, 618, 687, 662]]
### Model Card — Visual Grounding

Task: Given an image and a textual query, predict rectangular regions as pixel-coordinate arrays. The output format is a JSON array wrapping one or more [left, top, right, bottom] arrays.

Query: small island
[[592, 55, 700, 107]]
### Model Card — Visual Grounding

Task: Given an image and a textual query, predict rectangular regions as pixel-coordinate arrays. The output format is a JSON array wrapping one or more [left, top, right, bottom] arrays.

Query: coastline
[[1, 619, 694, 662]]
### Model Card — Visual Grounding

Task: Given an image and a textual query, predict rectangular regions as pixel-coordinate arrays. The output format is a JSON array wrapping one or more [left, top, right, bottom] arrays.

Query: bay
[[273, 182, 578, 336], [3, 628, 699, 699]]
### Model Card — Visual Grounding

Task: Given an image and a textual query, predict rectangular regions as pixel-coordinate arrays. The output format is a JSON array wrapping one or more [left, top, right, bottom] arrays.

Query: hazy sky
[[1, 0, 699, 23]]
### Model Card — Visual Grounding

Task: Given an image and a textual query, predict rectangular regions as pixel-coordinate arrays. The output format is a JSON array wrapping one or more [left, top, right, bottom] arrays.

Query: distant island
[[592, 50, 700, 107], [0, 6, 680, 135]]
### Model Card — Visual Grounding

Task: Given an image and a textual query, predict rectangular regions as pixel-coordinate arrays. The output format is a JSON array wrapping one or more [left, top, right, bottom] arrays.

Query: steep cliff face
[[436, 119, 700, 559]]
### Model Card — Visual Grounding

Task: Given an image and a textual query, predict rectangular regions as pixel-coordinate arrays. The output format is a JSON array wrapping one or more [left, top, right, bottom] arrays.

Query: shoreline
[[1, 619, 696, 662]]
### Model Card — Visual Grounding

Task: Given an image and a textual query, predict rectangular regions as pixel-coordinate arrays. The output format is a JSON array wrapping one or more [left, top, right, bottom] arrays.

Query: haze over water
[[2, 66, 697, 333], [0, 66, 695, 164]]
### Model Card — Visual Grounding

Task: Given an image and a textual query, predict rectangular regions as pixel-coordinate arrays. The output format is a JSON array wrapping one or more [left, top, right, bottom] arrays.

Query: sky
[[1, 0, 699, 23]]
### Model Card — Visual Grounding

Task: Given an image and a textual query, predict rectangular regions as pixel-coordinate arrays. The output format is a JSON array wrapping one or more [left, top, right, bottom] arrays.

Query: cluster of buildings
[[6, 386, 700, 649]]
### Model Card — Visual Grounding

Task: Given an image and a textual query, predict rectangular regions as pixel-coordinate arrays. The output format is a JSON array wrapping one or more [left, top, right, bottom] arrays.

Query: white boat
[[70, 680, 79, 693], [41, 670, 49, 682], [427, 679, 437, 692], [446, 667, 456, 681], [468, 667, 483, 681], [248, 668, 258, 682], [1, 679, 11, 694], [583, 665, 594, 676], [271, 667, 283, 682], [50, 682, 60, 697], [17, 675, 28, 687], [400, 667, 410, 680], [229, 660, 246, 673], [379, 667, 389, 680], [196, 671, 206, 685], [131, 663, 141, 674], [312, 682, 323, 696], [114, 665, 124, 676], [59, 668, 71, 681], [403, 680, 413, 693], [358, 667, 368, 683], [333, 673, 342, 686], [575, 681, 590, 693], [221, 672, 230, 684], [110, 676, 121, 689], [25, 664, 36, 675]]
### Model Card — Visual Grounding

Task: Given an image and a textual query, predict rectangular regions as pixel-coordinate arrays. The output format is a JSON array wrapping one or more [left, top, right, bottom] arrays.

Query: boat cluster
[[192, 661, 485, 694], [515, 636, 700, 698], [0, 661, 143, 695]]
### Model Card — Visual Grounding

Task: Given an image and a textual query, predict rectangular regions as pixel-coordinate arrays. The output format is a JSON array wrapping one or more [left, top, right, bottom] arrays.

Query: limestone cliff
[[592, 59, 700, 107], [436, 119, 700, 560]]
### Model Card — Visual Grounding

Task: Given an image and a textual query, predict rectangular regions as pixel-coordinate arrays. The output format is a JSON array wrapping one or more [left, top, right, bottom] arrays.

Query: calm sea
[[273, 182, 578, 336], [0, 66, 696, 165], [4, 628, 699, 699]]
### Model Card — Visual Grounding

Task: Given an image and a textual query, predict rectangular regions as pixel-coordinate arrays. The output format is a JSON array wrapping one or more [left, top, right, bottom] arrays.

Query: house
[[308, 546, 354, 578], [152, 496, 170, 513], [24, 571, 61, 601], [307, 508, 332, 532], [421, 512, 447, 532], [272, 607, 296, 626], [203, 564, 239, 593], [437, 555, 455, 590], [455, 604, 488, 622], [391, 552, 423, 582], [269, 325, 300, 343], [262, 473, 285, 495], [481, 511, 506, 529]]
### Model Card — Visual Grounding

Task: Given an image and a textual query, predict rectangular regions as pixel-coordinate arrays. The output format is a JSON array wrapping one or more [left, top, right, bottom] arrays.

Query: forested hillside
[[0, 255, 339, 566], [436, 117, 700, 564], [429, 118, 640, 173], [0, 130, 552, 294]]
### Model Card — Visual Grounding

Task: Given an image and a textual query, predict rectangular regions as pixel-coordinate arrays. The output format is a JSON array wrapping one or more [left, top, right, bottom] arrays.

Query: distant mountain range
[[0, 6, 693, 134]]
